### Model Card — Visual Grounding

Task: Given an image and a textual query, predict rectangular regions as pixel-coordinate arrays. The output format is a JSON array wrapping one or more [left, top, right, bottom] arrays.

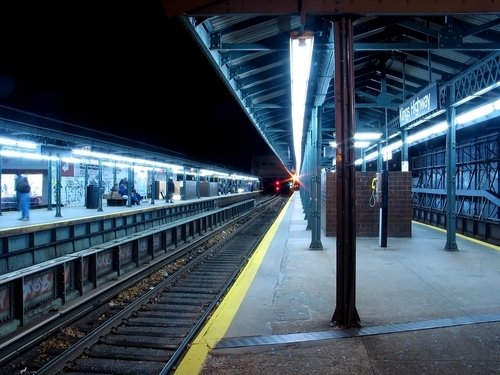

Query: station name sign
[[399, 83, 439, 127]]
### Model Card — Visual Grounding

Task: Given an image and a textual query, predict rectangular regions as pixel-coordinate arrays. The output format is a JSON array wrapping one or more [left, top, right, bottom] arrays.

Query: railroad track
[[0, 195, 287, 375]]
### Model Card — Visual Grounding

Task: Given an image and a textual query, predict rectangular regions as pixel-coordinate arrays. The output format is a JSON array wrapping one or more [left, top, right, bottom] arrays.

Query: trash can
[[86, 184, 99, 209]]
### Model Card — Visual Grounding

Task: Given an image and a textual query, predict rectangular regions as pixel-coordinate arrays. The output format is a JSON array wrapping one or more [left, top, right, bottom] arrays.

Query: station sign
[[399, 83, 439, 127]]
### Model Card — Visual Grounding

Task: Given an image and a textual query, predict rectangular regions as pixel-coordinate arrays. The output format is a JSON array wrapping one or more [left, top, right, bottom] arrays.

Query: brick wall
[[321, 171, 336, 237], [321, 171, 412, 237]]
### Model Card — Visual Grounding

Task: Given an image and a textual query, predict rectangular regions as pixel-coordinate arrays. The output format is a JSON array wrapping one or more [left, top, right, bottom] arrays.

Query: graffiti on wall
[[63, 179, 86, 206], [23, 271, 55, 306], [96, 250, 113, 275], [0, 285, 10, 318]]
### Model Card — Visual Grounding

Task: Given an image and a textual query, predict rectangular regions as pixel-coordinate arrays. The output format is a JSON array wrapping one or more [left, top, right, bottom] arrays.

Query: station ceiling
[[163, 1, 500, 173]]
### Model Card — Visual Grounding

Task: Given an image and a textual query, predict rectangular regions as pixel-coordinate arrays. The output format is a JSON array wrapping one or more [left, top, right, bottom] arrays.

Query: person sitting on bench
[[130, 184, 142, 205]]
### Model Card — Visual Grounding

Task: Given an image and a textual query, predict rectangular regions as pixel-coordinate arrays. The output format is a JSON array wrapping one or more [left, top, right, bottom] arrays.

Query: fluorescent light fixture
[[72, 148, 182, 171], [71, 148, 258, 181], [0, 136, 37, 150], [494, 98, 500, 110], [61, 156, 81, 164], [355, 97, 500, 165], [354, 141, 371, 148], [454, 81, 500, 106], [230, 173, 253, 180], [0, 149, 57, 161], [407, 121, 448, 144], [382, 140, 403, 154], [330, 139, 375, 149], [73, 148, 147, 165], [331, 131, 381, 149], [354, 132, 382, 140], [456, 100, 496, 125], [364, 150, 379, 162], [290, 31, 314, 172], [133, 164, 152, 172], [199, 169, 216, 177], [103, 161, 130, 169]]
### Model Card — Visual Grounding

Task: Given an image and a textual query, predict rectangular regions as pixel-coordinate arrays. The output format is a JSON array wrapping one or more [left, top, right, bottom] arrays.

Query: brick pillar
[[322, 171, 412, 237]]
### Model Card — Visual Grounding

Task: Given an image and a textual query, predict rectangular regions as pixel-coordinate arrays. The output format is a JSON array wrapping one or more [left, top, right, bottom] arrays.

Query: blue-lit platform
[[177, 192, 500, 375]]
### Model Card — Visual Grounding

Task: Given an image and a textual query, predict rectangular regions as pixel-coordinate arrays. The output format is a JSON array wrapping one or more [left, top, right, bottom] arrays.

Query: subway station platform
[[176, 192, 500, 375], [0, 199, 159, 232]]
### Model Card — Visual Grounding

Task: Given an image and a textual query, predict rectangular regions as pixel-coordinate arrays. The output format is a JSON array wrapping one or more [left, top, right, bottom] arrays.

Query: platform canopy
[[163, 0, 500, 173]]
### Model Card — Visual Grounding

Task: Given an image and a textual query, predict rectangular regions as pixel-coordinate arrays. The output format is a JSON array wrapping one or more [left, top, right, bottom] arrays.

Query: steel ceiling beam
[[163, 0, 500, 18]]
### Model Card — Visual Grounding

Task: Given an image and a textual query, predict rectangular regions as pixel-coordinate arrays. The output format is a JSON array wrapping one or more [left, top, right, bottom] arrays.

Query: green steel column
[[47, 157, 52, 211], [377, 143, 383, 172], [196, 169, 200, 198], [444, 85, 459, 251], [84, 163, 88, 189], [97, 159, 103, 212], [402, 130, 409, 171], [151, 168, 156, 205], [302, 129, 312, 223], [305, 126, 311, 226], [305, 129, 312, 228], [127, 167, 132, 207], [300, 146, 307, 212], [55, 157, 62, 217], [165, 169, 171, 203], [0, 149, 2, 216], [182, 167, 187, 200], [310, 106, 323, 249]]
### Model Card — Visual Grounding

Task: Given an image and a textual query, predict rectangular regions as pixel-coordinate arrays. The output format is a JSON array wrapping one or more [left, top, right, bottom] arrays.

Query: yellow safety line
[[413, 220, 500, 252], [174, 197, 292, 374]]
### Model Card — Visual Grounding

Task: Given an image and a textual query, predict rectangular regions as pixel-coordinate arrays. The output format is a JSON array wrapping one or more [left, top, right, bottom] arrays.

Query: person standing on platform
[[16, 175, 31, 221], [14, 173, 22, 210], [167, 178, 175, 203]]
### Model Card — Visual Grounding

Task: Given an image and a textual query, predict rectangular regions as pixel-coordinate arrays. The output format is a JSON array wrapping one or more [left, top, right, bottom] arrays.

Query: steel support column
[[331, 17, 361, 328], [306, 129, 312, 229], [47, 157, 52, 211], [444, 85, 459, 250], [377, 143, 383, 172], [402, 130, 408, 169], [127, 167, 132, 207], [55, 157, 62, 217], [497, 134, 500, 221], [379, 170, 388, 248], [310, 106, 323, 249], [196, 169, 200, 198], [97, 159, 103, 212], [304, 130, 312, 223], [0, 149, 3, 216], [165, 170, 170, 203], [151, 168, 156, 205]]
